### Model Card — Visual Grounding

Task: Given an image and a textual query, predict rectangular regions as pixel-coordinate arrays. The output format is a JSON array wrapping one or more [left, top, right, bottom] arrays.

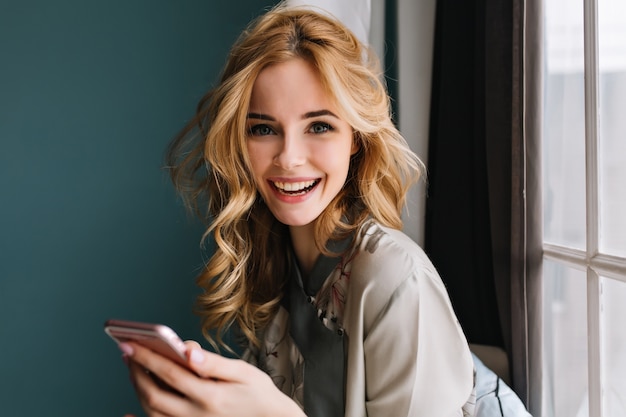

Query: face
[[246, 58, 358, 228]]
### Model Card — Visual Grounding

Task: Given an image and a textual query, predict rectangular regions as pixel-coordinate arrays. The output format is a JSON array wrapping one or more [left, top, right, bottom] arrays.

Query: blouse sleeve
[[361, 265, 475, 417]]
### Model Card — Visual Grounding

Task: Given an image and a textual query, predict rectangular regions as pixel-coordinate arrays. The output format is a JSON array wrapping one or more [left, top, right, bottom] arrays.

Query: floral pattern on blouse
[[242, 220, 476, 416], [242, 241, 358, 409]]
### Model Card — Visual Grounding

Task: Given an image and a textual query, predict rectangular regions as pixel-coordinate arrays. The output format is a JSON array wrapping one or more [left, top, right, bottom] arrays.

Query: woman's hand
[[120, 341, 305, 417]]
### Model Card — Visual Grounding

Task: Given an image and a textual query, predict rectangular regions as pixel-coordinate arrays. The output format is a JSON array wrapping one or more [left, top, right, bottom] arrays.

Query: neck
[[289, 222, 320, 275]]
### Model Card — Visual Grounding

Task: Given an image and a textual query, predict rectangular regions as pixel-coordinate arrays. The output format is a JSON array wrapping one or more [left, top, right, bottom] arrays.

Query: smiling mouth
[[271, 179, 321, 196]]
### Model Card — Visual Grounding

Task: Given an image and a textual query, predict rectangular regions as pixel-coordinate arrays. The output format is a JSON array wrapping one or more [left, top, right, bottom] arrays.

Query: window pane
[[543, 0, 586, 250], [601, 277, 626, 416], [542, 259, 588, 417], [598, 0, 626, 258]]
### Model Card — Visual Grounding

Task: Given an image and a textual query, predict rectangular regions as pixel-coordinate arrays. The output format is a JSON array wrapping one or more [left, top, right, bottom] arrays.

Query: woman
[[120, 4, 475, 416]]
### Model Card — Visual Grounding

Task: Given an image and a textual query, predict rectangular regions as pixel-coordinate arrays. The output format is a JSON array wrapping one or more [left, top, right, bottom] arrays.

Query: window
[[541, 0, 626, 416]]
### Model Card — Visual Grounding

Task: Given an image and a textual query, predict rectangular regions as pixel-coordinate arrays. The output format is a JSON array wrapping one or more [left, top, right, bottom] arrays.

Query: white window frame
[[540, 0, 626, 415]]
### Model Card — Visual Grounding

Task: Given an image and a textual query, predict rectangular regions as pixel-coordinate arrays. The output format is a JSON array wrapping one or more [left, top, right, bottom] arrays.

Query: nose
[[273, 132, 306, 170]]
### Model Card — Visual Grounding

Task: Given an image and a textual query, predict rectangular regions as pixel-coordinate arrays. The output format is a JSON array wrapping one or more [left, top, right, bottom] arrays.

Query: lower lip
[[269, 181, 320, 203]]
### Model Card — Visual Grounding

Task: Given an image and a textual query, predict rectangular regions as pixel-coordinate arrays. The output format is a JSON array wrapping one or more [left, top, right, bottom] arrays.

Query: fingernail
[[190, 349, 204, 364], [118, 342, 134, 356]]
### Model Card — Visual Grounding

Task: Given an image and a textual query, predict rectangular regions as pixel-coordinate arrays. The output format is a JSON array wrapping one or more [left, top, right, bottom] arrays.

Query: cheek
[[318, 142, 354, 173], [246, 142, 263, 169], [246, 142, 273, 182]]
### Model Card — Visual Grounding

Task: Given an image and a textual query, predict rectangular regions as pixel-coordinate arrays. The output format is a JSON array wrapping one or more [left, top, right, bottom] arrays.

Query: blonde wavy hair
[[166, 4, 424, 351]]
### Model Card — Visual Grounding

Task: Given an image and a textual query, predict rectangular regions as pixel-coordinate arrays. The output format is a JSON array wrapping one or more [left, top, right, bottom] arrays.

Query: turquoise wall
[[0, 1, 274, 415]]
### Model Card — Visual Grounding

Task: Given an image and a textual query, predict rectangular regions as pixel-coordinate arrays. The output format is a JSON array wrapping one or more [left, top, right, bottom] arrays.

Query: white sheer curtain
[[287, 0, 371, 47], [395, 0, 436, 246]]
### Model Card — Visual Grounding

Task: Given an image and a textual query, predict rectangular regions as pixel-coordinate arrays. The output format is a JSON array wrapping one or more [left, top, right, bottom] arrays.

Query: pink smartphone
[[104, 319, 189, 368]]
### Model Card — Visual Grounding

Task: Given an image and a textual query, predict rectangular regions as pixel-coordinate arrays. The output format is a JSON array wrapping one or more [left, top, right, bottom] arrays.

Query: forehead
[[248, 58, 339, 115]]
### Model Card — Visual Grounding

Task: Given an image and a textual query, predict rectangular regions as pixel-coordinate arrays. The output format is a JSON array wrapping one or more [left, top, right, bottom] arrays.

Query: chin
[[273, 212, 319, 228], [279, 218, 316, 228]]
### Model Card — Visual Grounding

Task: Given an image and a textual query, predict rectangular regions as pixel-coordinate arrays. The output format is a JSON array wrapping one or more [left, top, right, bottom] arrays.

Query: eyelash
[[248, 124, 275, 136], [309, 122, 333, 134], [247, 122, 334, 136]]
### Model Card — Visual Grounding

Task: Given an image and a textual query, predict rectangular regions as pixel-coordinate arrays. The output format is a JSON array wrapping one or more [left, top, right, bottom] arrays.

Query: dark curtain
[[425, 0, 531, 403]]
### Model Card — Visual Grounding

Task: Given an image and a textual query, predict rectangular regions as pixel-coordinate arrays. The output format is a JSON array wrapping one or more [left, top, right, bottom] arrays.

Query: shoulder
[[348, 219, 440, 290], [343, 220, 449, 330]]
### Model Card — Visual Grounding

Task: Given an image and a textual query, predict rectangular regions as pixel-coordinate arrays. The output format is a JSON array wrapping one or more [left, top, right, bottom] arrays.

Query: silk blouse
[[243, 219, 476, 416]]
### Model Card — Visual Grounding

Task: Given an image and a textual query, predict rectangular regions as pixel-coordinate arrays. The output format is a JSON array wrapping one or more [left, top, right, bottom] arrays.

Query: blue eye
[[310, 122, 332, 134], [249, 124, 275, 136]]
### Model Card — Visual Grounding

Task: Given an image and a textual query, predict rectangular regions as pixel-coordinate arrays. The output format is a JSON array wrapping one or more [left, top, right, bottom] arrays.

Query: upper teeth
[[273, 180, 317, 192]]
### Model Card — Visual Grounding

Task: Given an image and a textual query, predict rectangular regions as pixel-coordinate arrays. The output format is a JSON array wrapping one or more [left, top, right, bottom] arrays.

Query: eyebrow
[[246, 109, 339, 121], [247, 112, 275, 121], [303, 110, 339, 119]]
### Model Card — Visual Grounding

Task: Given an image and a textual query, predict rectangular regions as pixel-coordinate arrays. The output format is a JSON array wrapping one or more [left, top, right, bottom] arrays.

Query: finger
[[183, 340, 202, 350], [129, 345, 235, 415], [129, 359, 188, 416], [186, 348, 262, 383], [127, 342, 213, 401]]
